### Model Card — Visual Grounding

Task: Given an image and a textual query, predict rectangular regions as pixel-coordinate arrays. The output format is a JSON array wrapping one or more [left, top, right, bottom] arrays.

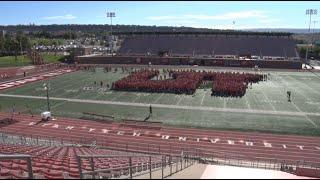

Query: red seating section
[[0, 143, 162, 179], [118, 35, 298, 58], [295, 167, 320, 178]]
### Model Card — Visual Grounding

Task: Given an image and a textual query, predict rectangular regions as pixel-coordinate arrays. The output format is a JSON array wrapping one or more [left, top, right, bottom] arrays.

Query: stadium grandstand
[[76, 31, 303, 69], [2, 2, 320, 179], [117, 31, 299, 60]]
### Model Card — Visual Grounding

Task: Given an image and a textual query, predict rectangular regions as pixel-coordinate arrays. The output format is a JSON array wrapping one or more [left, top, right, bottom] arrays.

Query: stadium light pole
[[305, 9, 317, 68], [311, 20, 318, 60], [43, 83, 50, 112], [107, 12, 115, 56], [312, 20, 317, 34]]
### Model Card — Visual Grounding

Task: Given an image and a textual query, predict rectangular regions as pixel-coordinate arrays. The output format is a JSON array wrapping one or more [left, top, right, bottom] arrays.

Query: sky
[[0, 1, 319, 29]]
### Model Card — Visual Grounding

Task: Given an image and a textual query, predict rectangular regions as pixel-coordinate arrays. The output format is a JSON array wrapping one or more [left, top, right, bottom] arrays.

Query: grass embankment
[[0, 54, 66, 67]]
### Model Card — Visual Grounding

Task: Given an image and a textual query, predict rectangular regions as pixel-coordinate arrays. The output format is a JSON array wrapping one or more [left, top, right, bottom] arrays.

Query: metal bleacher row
[[118, 34, 298, 58]]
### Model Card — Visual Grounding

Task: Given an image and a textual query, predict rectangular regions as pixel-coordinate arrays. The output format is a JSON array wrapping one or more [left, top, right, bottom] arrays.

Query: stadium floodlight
[[305, 9, 317, 67], [107, 12, 116, 35], [107, 12, 116, 56], [306, 9, 317, 31]]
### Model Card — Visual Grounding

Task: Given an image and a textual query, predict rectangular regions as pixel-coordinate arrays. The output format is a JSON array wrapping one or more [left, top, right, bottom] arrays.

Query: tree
[[298, 47, 307, 58], [65, 48, 75, 63], [4, 33, 16, 56], [12, 39, 19, 61], [100, 40, 106, 47], [63, 31, 77, 39], [16, 31, 31, 55], [90, 39, 95, 47], [0, 34, 4, 55]]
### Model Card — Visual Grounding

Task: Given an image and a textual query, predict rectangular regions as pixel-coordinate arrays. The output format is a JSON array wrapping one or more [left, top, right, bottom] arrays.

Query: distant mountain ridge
[[0, 24, 316, 34], [245, 28, 320, 34]]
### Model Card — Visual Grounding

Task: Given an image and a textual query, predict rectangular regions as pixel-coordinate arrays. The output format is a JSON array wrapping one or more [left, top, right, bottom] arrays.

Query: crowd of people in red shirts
[[112, 69, 265, 97], [211, 72, 264, 97]]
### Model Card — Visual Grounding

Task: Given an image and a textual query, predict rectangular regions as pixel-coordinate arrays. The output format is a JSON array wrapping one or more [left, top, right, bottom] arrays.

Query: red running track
[[0, 68, 75, 90], [0, 112, 320, 165]]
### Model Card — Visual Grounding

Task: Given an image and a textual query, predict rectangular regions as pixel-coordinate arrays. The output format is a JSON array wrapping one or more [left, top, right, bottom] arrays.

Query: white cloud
[[145, 10, 292, 29], [147, 10, 268, 21], [258, 18, 281, 23], [162, 20, 199, 25], [185, 10, 268, 20], [147, 15, 182, 21], [43, 14, 77, 20], [170, 23, 294, 30]]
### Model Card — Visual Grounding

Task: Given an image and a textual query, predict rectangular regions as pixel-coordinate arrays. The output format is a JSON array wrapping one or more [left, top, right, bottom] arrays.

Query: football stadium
[[0, 1, 320, 179]]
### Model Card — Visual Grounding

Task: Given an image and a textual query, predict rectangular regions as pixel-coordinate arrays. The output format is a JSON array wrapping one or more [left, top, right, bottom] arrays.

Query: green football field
[[0, 67, 320, 136]]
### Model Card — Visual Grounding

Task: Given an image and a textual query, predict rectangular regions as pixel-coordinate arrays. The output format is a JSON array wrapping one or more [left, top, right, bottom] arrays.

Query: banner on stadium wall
[[188, 59, 195, 65], [161, 58, 169, 65], [229, 60, 240, 67], [212, 59, 224, 66], [240, 60, 255, 67]]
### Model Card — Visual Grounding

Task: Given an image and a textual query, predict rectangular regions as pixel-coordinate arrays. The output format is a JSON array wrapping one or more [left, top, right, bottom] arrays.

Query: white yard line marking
[[291, 101, 318, 128], [277, 75, 318, 128], [277, 75, 319, 128], [200, 91, 207, 106], [268, 78, 279, 88], [286, 75, 320, 96], [244, 95, 251, 110], [50, 100, 68, 109], [260, 90, 276, 112], [110, 92, 125, 101], [277, 75, 312, 102], [132, 94, 140, 103], [176, 96, 183, 105], [277, 75, 303, 111], [154, 93, 164, 104], [45, 92, 85, 109], [223, 98, 227, 109]]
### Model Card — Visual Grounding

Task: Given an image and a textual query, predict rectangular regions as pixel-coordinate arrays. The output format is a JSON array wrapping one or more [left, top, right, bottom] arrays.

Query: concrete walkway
[[132, 162, 207, 179], [166, 163, 208, 179]]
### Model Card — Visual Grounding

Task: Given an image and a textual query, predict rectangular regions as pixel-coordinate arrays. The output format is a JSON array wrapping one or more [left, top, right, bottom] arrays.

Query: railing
[[0, 132, 68, 147], [1, 131, 320, 177], [198, 151, 320, 175], [76, 154, 197, 179], [0, 154, 33, 179]]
